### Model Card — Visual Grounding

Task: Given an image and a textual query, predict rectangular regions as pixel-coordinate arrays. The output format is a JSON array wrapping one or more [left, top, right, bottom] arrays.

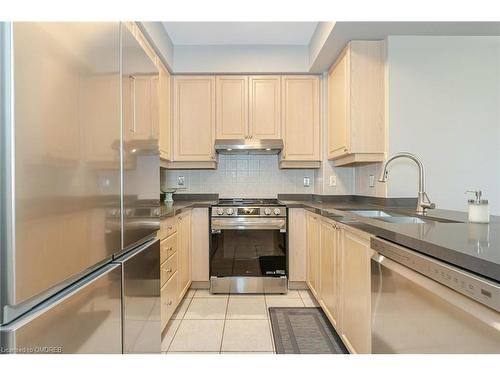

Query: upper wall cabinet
[[169, 76, 217, 168], [215, 75, 281, 140], [249, 76, 281, 140], [280, 75, 321, 168], [328, 41, 385, 166], [216, 76, 249, 139], [158, 61, 171, 161]]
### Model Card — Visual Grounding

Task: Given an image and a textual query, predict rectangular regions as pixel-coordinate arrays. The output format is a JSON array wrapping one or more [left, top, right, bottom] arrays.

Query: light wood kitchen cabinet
[[191, 208, 210, 282], [176, 210, 192, 301], [319, 217, 342, 329], [170, 76, 217, 169], [288, 208, 307, 282], [161, 271, 178, 330], [306, 211, 321, 299], [341, 226, 372, 354], [328, 41, 385, 166], [280, 75, 321, 169], [216, 76, 248, 139], [249, 75, 281, 140], [158, 61, 171, 161], [215, 75, 281, 141]]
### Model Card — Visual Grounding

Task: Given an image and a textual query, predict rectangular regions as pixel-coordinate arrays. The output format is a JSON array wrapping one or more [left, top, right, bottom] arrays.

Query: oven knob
[[216, 208, 224, 215], [264, 208, 271, 216], [226, 208, 234, 215], [274, 208, 281, 216]]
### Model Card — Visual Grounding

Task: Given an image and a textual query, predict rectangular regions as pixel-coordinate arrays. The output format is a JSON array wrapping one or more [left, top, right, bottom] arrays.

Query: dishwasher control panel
[[371, 237, 500, 313]]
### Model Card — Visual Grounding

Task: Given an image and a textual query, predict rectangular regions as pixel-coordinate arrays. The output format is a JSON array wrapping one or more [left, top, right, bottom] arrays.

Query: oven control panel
[[211, 206, 286, 217]]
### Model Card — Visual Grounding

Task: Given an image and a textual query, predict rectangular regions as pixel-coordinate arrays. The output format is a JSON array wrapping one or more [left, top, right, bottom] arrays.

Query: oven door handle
[[211, 218, 286, 232]]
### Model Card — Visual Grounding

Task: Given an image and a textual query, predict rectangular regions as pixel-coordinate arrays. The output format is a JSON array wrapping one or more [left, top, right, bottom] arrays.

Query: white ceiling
[[162, 22, 318, 45]]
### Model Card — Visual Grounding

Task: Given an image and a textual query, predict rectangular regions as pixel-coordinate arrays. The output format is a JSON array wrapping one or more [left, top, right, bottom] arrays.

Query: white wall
[[172, 44, 310, 73], [384, 36, 500, 214], [162, 154, 315, 198]]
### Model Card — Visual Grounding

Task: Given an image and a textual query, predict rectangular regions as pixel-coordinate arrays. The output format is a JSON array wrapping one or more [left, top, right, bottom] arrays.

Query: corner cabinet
[[167, 76, 217, 169], [328, 41, 385, 166], [280, 75, 321, 169]]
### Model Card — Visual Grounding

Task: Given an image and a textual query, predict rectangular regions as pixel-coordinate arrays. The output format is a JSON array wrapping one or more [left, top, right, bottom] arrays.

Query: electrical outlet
[[329, 175, 337, 187], [178, 175, 185, 186], [369, 175, 375, 188], [303, 177, 311, 187]]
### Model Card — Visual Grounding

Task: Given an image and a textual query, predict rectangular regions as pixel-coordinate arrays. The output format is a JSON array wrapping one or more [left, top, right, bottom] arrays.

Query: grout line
[[218, 295, 230, 354], [166, 295, 194, 352]]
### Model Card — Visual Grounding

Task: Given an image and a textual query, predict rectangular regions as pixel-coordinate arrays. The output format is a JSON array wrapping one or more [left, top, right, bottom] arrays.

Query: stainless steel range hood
[[214, 139, 283, 155]]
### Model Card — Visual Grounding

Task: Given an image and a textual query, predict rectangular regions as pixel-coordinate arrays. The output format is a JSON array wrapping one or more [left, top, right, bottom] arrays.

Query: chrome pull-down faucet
[[378, 152, 436, 215]]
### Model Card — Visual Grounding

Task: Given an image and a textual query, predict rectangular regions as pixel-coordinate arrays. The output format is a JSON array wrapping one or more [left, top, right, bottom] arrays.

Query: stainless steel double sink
[[345, 209, 460, 224]]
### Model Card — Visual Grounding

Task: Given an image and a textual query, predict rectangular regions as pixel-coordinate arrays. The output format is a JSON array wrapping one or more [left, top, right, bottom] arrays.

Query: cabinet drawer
[[159, 216, 176, 239], [161, 272, 178, 330], [160, 232, 177, 263], [161, 253, 178, 287]]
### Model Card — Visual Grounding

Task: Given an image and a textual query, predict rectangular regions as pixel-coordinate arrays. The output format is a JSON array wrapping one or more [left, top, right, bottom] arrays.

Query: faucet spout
[[378, 152, 435, 215]]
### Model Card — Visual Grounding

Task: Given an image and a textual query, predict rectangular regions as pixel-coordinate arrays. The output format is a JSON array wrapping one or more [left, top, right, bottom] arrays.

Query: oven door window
[[210, 230, 286, 277]]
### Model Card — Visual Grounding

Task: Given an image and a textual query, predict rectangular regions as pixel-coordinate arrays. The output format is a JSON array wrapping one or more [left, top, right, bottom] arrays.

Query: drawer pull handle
[[166, 268, 172, 273], [167, 301, 173, 306], [168, 225, 173, 230]]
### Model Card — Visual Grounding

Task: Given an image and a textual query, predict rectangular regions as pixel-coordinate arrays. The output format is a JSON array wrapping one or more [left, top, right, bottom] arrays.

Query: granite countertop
[[280, 198, 500, 283], [160, 196, 218, 218]]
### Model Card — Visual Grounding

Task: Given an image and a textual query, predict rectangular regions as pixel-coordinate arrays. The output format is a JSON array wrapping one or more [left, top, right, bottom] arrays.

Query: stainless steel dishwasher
[[370, 237, 500, 353]]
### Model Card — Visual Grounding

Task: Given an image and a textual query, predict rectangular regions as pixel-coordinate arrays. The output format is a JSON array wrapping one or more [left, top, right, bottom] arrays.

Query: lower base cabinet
[[161, 272, 178, 329], [305, 212, 320, 298], [319, 218, 342, 329], [159, 209, 192, 332], [306, 210, 372, 354], [341, 227, 372, 354]]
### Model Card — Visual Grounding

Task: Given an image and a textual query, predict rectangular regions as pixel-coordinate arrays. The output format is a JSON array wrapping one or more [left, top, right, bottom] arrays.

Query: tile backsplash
[[161, 155, 315, 198]]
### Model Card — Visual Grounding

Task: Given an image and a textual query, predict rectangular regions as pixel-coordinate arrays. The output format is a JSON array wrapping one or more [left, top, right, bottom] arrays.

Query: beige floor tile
[[301, 296, 320, 307], [169, 320, 224, 352], [265, 297, 304, 308], [194, 289, 229, 299], [221, 352, 274, 354], [184, 298, 228, 320], [161, 319, 181, 352], [265, 290, 300, 299], [229, 293, 266, 298], [298, 289, 315, 300], [171, 296, 192, 320], [226, 297, 267, 320], [221, 320, 274, 352], [166, 352, 220, 354]]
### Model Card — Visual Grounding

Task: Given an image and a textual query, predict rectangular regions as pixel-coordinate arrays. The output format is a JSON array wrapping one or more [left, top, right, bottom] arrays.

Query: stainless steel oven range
[[209, 198, 288, 294]]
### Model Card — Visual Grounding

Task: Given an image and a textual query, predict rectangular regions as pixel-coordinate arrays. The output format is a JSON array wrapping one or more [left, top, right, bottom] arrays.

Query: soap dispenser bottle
[[465, 190, 490, 224]]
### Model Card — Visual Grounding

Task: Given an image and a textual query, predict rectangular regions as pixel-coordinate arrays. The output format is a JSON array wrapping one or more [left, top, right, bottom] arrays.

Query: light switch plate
[[329, 175, 337, 187], [303, 177, 311, 187], [178, 176, 185, 186]]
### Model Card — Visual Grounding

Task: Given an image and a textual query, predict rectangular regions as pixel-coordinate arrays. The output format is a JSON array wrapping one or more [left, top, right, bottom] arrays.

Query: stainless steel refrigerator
[[0, 22, 160, 353]]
